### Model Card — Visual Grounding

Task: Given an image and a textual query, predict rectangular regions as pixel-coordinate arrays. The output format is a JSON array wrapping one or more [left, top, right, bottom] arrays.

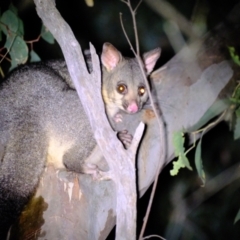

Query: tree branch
[[120, 3, 167, 237], [33, 0, 144, 239], [19, 1, 237, 239]]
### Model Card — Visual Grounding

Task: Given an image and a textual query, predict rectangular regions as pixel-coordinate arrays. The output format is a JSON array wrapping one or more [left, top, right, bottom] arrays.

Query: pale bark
[[11, 1, 239, 239]]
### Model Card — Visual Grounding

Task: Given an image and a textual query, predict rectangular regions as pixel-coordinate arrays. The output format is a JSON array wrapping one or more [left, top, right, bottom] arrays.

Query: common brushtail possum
[[0, 42, 160, 238], [101, 43, 160, 123], [85, 43, 161, 123]]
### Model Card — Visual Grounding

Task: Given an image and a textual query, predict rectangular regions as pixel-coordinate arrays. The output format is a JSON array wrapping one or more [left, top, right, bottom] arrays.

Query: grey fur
[[101, 43, 160, 121], [0, 61, 96, 237], [0, 44, 160, 237]]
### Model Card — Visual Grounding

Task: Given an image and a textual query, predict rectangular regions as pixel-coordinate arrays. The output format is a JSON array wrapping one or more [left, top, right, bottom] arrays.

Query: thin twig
[[25, 34, 41, 50], [192, 109, 227, 135], [120, 2, 167, 239], [121, 0, 142, 55], [0, 35, 16, 65], [137, 57, 166, 240], [0, 66, 5, 79], [142, 234, 166, 240], [134, 0, 143, 12], [0, 54, 11, 62]]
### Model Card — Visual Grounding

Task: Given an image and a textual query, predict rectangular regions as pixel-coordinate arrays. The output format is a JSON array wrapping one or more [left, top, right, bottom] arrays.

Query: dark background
[[1, 0, 239, 65], [1, 0, 240, 239]]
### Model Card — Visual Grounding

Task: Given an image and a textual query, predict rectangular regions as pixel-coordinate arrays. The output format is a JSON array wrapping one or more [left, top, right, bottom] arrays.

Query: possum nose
[[127, 102, 139, 113]]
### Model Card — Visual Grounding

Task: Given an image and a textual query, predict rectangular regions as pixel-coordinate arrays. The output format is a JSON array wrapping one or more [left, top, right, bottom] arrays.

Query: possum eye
[[117, 84, 127, 94], [138, 86, 146, 96]]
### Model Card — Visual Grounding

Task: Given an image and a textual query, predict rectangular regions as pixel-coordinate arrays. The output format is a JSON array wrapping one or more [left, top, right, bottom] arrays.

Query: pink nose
[[127, 102, 139, 113]]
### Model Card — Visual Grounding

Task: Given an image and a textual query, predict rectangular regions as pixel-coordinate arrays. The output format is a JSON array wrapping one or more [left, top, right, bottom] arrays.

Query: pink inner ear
[[145, 57, 157, 74], [143, 48, 161, 74], [101, 43, 122, 71]]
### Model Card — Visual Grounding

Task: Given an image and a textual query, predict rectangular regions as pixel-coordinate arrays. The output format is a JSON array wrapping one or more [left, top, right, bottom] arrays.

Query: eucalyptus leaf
[[234, 208, 240, 224], [195, 138, 205, 185], [18, 18, 24, 36], [173, 131, 185, 156], [0, 10, 19, 35], [234, 109, 240, 140], [228, 46, 240, 66], [41, 24, 55, 44], [9, 3, 18, 15], [4, 34, 16, 50], [8, 35, 28, 71], [188, 99, 231, 132], [30, 50, 41, 62], [170, 132, 192, 176], [9, 58, 19, 72]]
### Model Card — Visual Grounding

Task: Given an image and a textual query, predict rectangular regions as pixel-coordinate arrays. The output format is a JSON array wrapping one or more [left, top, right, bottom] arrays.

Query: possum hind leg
[[0, 117, 47, 238]]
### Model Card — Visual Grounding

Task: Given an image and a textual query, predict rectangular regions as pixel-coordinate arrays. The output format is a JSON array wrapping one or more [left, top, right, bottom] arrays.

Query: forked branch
[[121, 0, 142, 55], [120, 1, 167, 239], [33, 0, 144, 239]]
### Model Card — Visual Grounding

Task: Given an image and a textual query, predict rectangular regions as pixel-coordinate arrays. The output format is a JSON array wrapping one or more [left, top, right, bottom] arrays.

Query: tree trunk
[[10, 1, 240, 239]]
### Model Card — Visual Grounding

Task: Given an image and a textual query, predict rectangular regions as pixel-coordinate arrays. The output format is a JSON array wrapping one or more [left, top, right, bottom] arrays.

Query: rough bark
[[10, 1, 240, 240]]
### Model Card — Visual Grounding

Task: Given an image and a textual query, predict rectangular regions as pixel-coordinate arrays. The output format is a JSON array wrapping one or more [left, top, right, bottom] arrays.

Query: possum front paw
[[80, 163, 104, 180], [113, 113, 123, 122], [117, 130, 133, 149]]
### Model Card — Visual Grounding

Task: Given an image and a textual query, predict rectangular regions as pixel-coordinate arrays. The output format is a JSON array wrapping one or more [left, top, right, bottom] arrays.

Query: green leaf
[[234, 108, 240, 140], [9, 3, 18, 15], [230, 97, 240, 104], [9, 57, 19, 71], [231, 86, 240, 104], [30, 50, 41, 62], [228, 46, 240, 66], [189, 99, 231, 132], [173, 131, 185, 156], [0, 8, 24, 37], [234, 208, 240, 224], [41, 24, 55, 44], [8, 4, 24, 36], [170, 153, 192, 176], [195, 138, 205, 185], [170, 132, 192, 176], [17, 18, 24, 36], [7, 35, 28, 71], [4, 33, 16, 50], [1, 10, 19, 35]]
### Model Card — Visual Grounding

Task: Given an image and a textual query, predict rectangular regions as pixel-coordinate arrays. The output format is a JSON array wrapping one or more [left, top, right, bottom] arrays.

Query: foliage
[[0, 3, 55, 75], [228, 48, 240, 223], [234, 208, 240, 224], [194, 136, 205, 185], [228, 46, 240, 66], [40, 25, 55, 44], [170, 46, 240, 225], [170, 131, 193, 176], [170, 129, 205, 185], [228, 46, 240, 140], [230, 83, 240, 140]]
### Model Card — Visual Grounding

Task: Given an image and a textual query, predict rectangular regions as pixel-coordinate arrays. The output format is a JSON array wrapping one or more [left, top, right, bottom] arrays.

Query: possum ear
[[101, 42, 122, 72], [142, 48, 161, 75]]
